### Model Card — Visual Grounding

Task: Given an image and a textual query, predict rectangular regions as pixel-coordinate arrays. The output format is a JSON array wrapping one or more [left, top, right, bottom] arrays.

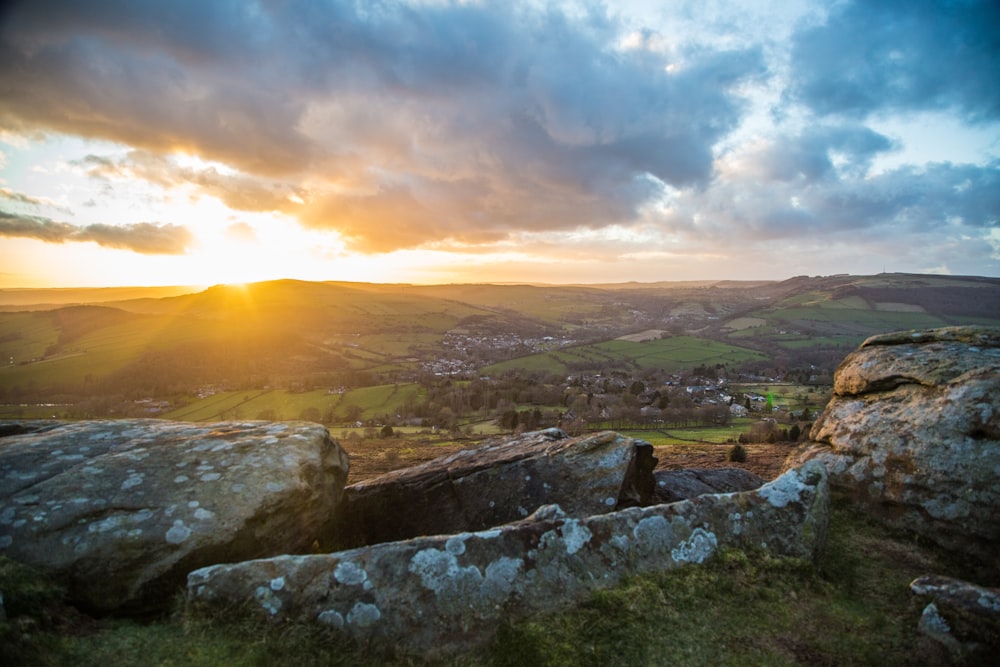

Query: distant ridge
[[0, 285, 201, 309]]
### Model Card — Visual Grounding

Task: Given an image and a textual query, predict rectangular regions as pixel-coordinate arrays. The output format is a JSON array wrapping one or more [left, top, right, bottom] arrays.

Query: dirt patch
[[652, 442, 797, 481], [340, 435, 797, 484], [341, 437, 469, 484], [616, 329, 666, 342]]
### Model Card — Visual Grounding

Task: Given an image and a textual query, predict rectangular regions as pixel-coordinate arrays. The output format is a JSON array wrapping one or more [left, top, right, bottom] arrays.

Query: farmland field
[[484, 335, 766, 375], [621, 421, 753, 446], [162, 383, 424, 422]]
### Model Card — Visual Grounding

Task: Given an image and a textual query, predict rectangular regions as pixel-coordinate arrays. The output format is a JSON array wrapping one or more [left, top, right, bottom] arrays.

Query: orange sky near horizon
[[1, 1, 998, 288]]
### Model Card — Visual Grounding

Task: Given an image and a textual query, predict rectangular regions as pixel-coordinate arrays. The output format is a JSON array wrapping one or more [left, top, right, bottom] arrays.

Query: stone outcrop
[[327, 428, 656, 550], [910, 574, 1000, 660], [652, 467, 764, 504], [784, 326, 1000, 567], [0, 419, 349, 615], [187, 461, 829, 657]]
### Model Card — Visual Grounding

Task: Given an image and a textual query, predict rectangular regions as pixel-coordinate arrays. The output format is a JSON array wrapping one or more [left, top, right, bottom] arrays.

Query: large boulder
[[0, 419, 349, 615], [327, 428, 656, 550], [652, 467, 765, 504], [784, 326, 1000, 567], [188, 461, 829, 657]]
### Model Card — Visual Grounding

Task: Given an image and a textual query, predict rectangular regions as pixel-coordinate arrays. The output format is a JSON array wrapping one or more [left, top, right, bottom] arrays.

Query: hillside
[[714, 273, 1000, 350], [1, 274, 998, 418]]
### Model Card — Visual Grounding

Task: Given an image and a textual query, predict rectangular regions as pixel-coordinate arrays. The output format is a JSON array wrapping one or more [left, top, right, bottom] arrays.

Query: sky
[[0, 0, 998, 288]]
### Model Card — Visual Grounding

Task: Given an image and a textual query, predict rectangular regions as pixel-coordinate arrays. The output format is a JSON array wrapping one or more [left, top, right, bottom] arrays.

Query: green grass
[[339, 383, 422, 419], [621, 422, 754, 445], [763, 306, 947, 329], [489, 501, 973, 666], [0, 312, 60, 364], [732, 383, 831, 413], [484, 336, 766, 375], [2, 499, 979, 666], [162, 384, 425, 422]]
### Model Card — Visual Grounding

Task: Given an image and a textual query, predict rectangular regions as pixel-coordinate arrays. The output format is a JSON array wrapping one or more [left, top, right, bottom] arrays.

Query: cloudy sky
[[0, 0, 998, 287]]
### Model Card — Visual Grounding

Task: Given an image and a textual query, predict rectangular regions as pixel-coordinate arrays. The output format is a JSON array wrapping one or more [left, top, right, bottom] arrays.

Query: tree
[[727, 443, 748, 463], [342, 403, 363, 423], [500, 409, 519, 431]]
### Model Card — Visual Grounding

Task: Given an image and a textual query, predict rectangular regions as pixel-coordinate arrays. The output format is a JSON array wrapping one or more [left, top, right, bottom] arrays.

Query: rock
[[0, 419, 349, 615], [652, 467, 765, 503], [0, 420, 62, 438], [327, 428, 656, 550], [784, 326, 1000, 568], [910, 574, 1000, 660], [187, 461, 829, 657]]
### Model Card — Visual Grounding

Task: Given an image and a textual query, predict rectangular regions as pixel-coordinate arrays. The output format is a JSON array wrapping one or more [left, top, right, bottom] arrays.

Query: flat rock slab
[[652, 467, 765, 503], [0, 419, 349, 615], [327, 428, 656, 550], [911, 574, 1000, 659], [785, 326, 1000, 568], [188, 461, 829, 657]]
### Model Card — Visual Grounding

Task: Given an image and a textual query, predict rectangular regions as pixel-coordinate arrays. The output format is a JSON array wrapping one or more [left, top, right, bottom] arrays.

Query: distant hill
[[716, 273, 1000, 350], [1, 273, 998, 407], [0, 285, 200, 310]]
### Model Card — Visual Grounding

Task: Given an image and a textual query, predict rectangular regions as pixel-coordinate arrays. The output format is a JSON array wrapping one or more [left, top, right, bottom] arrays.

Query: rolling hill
[[1, 273, 998, 412]]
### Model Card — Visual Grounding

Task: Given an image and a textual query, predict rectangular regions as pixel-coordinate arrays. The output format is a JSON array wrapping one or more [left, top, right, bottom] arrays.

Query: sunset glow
[[1, 0, 998, 287]]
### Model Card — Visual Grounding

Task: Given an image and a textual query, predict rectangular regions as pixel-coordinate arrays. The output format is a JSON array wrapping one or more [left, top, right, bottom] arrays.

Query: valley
[[1, 273, 998, 442]]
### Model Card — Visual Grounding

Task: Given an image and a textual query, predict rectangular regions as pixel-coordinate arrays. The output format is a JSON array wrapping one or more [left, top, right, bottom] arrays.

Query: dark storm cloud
[[0, 209, 193, 254], [786, 0, 1000, 122], [0, 0, 314, 175], [0, 0, 765, 251]]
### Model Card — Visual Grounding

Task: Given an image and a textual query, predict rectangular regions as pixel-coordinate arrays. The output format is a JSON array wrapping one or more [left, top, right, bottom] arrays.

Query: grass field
[[162, 383, 425, 422], [620, 421, 755, 446], [484, 336, 766, 375], [732, 382, 832, 414]]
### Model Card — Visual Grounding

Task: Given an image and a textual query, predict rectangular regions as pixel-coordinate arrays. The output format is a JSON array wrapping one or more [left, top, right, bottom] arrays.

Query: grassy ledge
[[1, 498, 990, 666]]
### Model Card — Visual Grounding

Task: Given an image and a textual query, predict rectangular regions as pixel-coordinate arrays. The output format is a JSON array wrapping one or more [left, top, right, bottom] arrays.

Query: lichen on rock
[[186, 460, 829, 656], [784, 326, 1000, 568], [0, 419, 350, 615]]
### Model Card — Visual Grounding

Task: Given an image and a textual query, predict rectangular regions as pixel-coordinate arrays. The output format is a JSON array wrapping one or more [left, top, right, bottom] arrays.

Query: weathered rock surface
[[0, 419, 349, 615], [784, 326, 1000, 567], [910, 574, 1000, 660], [652, 467, 765, 503], [187, 461, 828, 657], [327, 428, 656, 550]]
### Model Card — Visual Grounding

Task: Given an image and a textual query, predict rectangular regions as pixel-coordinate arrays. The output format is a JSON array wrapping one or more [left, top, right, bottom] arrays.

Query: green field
[[162, 383, 425, 422], [621, 421, 755, 445], [732, 383, 831, 414], [483, 335, 766, 375]]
